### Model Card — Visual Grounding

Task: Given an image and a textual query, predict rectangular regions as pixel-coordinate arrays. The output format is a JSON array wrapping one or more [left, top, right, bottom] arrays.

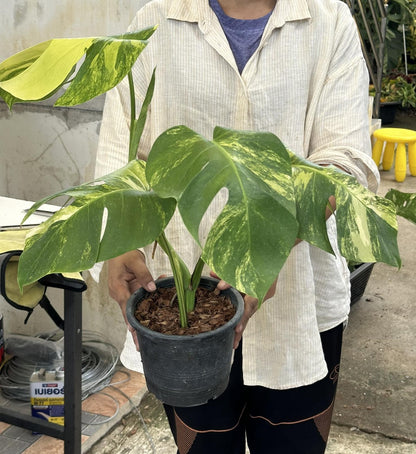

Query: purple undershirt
[[209, 0, 273, 73]]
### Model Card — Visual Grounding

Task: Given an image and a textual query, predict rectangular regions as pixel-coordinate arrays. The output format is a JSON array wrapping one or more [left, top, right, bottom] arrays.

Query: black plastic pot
[[379, 101, 400, 125], [126, 276, 244, 407], [350, 262, 375, 305]]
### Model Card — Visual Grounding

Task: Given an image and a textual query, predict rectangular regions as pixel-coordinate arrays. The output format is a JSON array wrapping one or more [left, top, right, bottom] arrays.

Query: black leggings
[[163, 323, 343, 454]]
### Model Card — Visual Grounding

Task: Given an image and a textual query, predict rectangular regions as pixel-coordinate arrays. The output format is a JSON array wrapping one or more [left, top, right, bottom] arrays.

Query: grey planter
[[126, 276, 244, 407]]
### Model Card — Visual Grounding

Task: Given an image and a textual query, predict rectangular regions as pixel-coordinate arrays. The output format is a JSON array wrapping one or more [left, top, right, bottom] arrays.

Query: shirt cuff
[[308, 147, 380, 192]]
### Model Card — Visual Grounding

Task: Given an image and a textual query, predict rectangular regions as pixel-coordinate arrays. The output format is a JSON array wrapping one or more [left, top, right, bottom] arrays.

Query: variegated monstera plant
[[0, 27, 414, 328]]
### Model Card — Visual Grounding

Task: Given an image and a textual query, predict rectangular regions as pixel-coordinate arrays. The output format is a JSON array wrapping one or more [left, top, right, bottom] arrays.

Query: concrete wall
[[0, 0, 149, 353], [0, 0, 144, 61]]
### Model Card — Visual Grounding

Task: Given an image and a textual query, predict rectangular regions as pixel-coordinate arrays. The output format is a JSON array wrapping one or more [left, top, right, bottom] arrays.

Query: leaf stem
[[127, 70, 137, 162], [157, 232, 191, 327], [187, 256, 205, 313]]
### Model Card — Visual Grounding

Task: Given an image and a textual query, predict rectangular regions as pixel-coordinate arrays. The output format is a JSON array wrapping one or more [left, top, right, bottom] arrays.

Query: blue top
[[209, 0, 273, 73]]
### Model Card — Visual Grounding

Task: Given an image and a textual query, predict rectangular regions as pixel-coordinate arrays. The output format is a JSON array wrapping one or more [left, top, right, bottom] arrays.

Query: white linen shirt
[[95, 0, 380, 389]]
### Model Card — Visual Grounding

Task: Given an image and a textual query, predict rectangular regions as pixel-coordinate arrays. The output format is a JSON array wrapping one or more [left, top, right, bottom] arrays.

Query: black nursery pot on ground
[[379, 101, 401, 125], [126, 276, 244, 407], [350, 262, 375, 305]]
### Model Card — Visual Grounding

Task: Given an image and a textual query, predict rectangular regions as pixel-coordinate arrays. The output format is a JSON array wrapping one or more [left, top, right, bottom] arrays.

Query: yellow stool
[[372, 128, 416, 182]]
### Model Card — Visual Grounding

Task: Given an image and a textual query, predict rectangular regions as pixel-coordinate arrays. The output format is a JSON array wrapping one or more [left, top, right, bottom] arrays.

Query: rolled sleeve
[[307, 6, 380, 192]]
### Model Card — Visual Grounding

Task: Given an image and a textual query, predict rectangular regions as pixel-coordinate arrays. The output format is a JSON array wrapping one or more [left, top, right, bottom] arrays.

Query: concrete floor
[[86, 110, 416, 454]]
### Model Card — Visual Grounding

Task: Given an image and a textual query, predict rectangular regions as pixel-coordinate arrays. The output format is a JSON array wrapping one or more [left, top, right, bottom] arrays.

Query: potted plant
[[0, 28, 414, 406], [369, 73, 416, 123], [348, 0, 416, 74]]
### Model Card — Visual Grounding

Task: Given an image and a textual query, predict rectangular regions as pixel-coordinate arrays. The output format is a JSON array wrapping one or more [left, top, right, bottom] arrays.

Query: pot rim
[[126, 276, 244, 341]]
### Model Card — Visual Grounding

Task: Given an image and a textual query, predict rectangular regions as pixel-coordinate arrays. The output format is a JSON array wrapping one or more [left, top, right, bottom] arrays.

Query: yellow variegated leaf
[[385, 189, 416, 225], [0, 27, 156, 108], [291, 153, 400, 267], [147, 126, 298, 302], [18, 160, 176, 287]]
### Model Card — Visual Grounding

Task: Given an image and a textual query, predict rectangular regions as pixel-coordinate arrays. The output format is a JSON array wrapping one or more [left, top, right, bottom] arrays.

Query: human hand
[[108, 250, 156, 350], [209, 270, 231, 291], [325, 195, 336, 220], [233, 294, 258, 349]]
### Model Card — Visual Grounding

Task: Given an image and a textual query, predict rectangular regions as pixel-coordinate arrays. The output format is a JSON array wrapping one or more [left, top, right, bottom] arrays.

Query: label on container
[[30, 380, 64, 426]]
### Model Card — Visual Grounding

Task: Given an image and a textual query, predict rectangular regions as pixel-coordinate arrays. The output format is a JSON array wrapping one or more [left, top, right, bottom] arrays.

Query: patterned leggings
[[163, 323, 343, 454]]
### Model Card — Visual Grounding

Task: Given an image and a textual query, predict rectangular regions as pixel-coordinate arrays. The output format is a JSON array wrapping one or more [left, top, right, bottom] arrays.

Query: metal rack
[[0, 287, 83, 453]]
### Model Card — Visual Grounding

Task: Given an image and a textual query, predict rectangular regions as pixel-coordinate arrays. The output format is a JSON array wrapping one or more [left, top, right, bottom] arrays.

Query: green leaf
[[147, 126, 299, 302], [0, 87, 22, 108], [18, 160, 176, 288], [291, 154, 334, 254], [0, 38, 95, 105], [0, 27, 157, 108], [291, 153, 400, 267], [128, 67, 156, 162], [157, 233, 192, 327], [0, 40, 51, 82], [56, 28, 157, 106], [385, 189, 416, 224]]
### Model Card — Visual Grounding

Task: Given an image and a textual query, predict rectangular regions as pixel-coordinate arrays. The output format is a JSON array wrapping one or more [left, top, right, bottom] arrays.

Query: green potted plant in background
[[348, 0, 416, 74], [0, 27, 415, 407], [383, 0, 416, 73], [370, 73, 416, 123], [347, 0, 416, 120]]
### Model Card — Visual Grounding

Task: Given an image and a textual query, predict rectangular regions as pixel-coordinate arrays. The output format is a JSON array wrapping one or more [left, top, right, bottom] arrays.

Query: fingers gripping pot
[[126, 276, 244, 407]]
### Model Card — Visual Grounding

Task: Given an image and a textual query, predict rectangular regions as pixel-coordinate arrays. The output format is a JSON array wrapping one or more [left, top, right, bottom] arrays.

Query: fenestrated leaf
[[147, 126, 298, 302], [56, 28, 157, 106], [18, 160, 176, 288], [0, 27, 157, 108], [385, 189, 416, 224], [291, 153, 400, 267]]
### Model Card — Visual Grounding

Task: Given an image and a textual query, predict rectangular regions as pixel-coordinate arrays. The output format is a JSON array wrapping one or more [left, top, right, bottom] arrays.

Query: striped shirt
[[95, 0, 379, 389]]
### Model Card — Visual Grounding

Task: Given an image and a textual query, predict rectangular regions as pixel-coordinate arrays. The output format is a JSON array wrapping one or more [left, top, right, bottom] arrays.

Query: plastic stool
[[372, 128, 416, 182]]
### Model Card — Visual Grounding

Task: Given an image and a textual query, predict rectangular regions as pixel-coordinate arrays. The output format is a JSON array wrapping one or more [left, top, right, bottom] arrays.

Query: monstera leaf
[[147, 126, 401, 301], [0, 27, 156, 108], [147, 126, 299, 302], [385, 189, 416, 225], [18, 160, 176, 287], [291, 154, 401, 267]]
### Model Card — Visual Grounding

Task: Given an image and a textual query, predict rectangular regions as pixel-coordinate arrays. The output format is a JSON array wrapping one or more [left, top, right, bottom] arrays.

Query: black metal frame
[[0, 288, 83, 453]]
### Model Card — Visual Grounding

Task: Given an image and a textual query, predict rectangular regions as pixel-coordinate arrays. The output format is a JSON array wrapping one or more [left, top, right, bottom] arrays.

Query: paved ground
[[87, 110, 416, 453], [331, 110, 416, 452]]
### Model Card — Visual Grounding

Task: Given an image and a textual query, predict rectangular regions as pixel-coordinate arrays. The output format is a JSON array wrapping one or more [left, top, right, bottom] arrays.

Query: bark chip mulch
[[134, 286, 236, 335]]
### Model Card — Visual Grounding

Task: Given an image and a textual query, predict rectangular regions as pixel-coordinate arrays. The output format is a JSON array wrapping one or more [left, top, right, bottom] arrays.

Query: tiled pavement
[[0, 368, 147, 454]]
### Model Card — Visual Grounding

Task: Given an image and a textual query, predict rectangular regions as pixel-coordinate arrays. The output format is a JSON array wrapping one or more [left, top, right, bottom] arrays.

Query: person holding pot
[[95, 0, 379, 452]]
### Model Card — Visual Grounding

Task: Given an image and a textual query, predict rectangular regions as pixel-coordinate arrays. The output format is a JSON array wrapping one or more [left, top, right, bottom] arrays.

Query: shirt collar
[[167, 0, 311, 28], [167, 0, 208, 22], [270, 0, 311, 28]]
